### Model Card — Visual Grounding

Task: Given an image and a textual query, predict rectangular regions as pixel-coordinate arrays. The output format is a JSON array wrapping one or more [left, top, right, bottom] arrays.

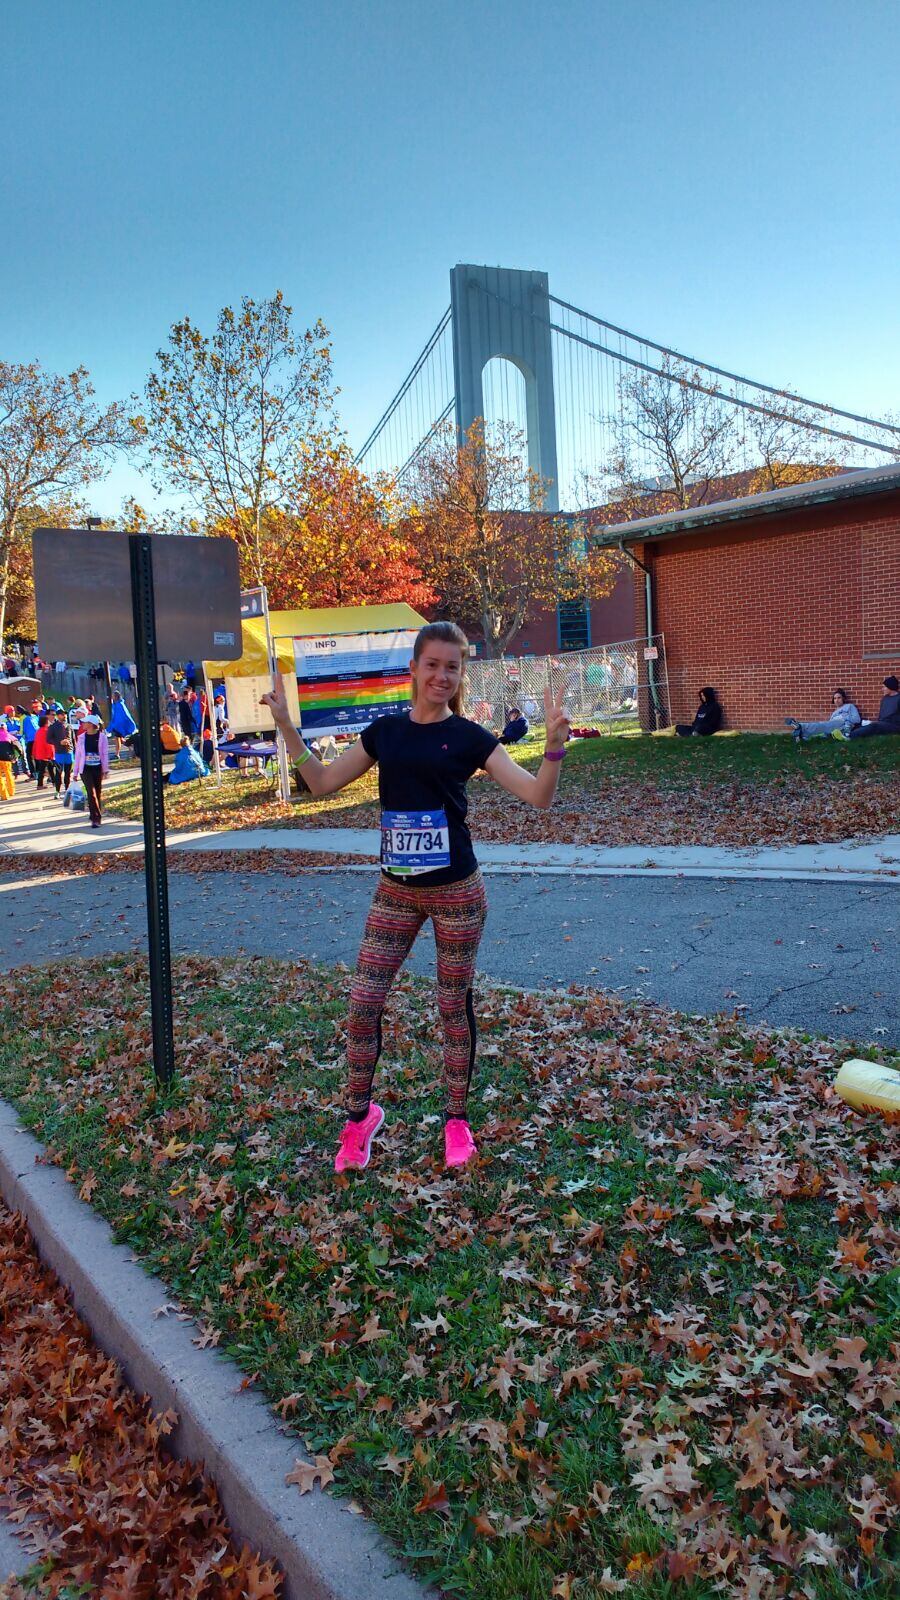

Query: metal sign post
[[260, 587, 292, 804], [129, 533, 175, 1087], [32, 526, 242, 1091]]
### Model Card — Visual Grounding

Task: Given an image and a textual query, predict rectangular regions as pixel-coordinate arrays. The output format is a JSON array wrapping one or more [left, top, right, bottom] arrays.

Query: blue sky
[[2, 0, 897, 514]]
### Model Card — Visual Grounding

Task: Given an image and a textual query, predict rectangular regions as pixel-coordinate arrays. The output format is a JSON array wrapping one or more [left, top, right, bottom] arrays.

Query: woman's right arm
[[260, 678, 375, 797]]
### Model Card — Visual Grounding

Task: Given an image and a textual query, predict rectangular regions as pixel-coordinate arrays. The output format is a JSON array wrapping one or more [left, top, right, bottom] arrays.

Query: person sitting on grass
[[675, 686, 722, 737], [499, 705, 529, 745], [163, 734, 208, 786], [159, 719, 181, 753], [784, 687, 862, 742], [845, 675, 900, 739]]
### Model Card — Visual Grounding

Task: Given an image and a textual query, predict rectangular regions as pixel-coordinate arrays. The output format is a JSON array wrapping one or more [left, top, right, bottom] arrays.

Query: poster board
[[222, 672, 300, 736], [293, 629, 415, 736], [32, 529, 242, 661]]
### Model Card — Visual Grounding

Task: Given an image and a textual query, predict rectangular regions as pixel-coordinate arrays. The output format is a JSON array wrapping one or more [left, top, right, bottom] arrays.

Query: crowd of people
[[0, 670, 236, 818], [0, 696, 110, 823]]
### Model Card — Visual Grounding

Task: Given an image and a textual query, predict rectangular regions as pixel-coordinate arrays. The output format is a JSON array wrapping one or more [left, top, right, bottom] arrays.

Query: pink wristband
[[543, 747, 566, 762]]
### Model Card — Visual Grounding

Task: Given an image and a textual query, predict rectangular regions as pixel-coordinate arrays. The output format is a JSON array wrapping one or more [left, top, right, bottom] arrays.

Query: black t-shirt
[[360, 712, 499, 885]]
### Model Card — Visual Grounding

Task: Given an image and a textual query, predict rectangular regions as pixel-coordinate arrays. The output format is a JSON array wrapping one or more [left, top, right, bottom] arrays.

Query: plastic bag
[[69, 779, 86, 811]]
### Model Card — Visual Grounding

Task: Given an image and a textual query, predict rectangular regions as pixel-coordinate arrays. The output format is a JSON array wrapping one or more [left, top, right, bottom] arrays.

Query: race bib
[[381, 809, 451, 876], [84, 753, 101, 766]]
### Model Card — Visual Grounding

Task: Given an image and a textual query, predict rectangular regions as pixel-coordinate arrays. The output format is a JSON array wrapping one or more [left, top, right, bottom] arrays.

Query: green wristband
[[295, 740, 312, 767]]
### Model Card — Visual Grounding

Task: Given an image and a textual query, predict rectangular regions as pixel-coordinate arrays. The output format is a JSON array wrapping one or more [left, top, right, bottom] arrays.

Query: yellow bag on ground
[[834, 1058, 900, 1115]]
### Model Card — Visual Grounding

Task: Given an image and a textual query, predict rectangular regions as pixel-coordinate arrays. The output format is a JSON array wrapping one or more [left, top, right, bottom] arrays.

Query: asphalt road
[[3, 866, 896, 1048]]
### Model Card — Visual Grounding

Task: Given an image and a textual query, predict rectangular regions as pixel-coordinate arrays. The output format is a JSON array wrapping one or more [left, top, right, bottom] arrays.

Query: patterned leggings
[[345, 869, 487, 1121]]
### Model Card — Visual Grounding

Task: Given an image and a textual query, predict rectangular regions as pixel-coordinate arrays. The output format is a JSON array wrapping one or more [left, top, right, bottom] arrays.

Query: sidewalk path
[[3, 775, 899, 884]]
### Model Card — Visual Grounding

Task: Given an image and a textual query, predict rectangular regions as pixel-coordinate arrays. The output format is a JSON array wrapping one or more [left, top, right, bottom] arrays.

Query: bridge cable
[[549, 294, 900, 438], [354, 307, 452, 464]]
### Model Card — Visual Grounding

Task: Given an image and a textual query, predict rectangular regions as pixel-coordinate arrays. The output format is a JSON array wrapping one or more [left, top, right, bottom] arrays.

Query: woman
[[785, 688, 861, 742], [261, 620, 571, 1174], [72, 712, 110, 827], [675, 687, 723, 737]]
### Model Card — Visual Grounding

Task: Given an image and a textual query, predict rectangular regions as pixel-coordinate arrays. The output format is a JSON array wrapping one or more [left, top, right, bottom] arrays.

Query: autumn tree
[[143, 292, 334, 587], [257, 443, 434, 611], [408, 419, 619, 659], [3, 497, 91, 642], [0, 361, 140, 647]]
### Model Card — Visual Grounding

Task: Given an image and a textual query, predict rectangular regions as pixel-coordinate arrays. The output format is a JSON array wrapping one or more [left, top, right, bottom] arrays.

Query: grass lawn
[[1, 958, 897, 1597], [102, 732, 900, 849]]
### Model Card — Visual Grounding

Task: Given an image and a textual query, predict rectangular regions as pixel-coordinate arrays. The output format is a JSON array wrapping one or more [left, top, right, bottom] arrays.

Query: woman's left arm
[[484, 685, 569, 811]]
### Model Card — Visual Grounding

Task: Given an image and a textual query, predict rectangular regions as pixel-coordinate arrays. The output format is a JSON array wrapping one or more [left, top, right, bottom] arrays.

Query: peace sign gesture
[[543, 683, 570, 751]]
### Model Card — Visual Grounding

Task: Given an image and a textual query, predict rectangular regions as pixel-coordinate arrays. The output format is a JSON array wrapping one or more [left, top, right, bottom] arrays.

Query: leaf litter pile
[[0, 849, 376, 882], [100, 735, 900, 851], [0, 1203, 282, 1598], [0, 956, 897, 1598]]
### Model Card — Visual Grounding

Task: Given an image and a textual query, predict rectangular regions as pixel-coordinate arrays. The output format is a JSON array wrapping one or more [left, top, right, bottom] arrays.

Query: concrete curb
[[0, 1098, 430, 1600]]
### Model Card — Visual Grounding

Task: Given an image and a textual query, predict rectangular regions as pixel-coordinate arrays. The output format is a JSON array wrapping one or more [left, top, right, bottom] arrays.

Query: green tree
[[144, 293, 334, 586], [0, 361, 140, 647]]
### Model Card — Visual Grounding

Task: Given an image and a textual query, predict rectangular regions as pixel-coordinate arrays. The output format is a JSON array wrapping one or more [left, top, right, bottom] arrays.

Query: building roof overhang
[[587, 460, 900, 549]]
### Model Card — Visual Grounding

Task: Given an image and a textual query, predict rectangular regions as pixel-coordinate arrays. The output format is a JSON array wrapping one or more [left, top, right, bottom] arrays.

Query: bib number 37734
[[381, 809, 451, 875]]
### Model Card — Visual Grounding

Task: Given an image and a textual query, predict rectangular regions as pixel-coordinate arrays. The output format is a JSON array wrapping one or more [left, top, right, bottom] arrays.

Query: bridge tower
[[450, 264, 560, 512]]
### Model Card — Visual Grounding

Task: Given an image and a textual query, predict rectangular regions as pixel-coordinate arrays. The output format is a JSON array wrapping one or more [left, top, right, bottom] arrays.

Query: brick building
[[590, 461, 900, 730], [506, 565, 635, 657]]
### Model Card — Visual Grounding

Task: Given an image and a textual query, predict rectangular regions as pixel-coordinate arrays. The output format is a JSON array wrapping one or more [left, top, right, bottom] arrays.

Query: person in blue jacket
[[18, 701, 42, 779], [107, 690, 138, 759], [499, 705, 529, 745], [163, 737, 209, 786]]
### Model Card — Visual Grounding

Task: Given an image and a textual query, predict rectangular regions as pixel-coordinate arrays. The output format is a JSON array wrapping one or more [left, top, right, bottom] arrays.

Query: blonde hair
[[411, 621, 469, 716]]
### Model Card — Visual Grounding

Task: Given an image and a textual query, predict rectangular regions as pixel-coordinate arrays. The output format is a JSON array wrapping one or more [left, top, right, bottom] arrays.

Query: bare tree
[[744, 398, 843, 491], [603, 355, 739, 513], [0, 361, 140, 647], [595, 359, 856, 516], [143, 293, 335, 586]]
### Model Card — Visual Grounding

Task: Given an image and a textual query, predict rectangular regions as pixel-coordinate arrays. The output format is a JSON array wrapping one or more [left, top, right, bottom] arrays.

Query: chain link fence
[[465, 634, 670, 734]]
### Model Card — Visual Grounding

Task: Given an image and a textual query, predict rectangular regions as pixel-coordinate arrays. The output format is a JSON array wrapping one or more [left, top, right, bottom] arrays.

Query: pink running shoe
[[444, 1118, 477, 1169], [334, 1103, 384, 1173]]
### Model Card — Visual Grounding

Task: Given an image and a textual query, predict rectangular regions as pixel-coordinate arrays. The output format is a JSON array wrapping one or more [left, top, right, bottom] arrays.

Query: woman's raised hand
[[260, 673, 289, 725], [543, 684, 570, 751]]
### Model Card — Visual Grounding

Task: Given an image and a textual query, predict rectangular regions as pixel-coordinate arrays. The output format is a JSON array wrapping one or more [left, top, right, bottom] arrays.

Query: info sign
[[293, 628, 416, 736]]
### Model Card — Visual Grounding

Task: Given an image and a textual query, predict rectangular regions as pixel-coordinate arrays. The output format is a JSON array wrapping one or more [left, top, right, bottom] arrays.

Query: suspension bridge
[[354, 264, 900, 512]]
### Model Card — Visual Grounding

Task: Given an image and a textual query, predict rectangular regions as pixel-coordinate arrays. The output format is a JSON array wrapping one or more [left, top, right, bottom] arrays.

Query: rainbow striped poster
[[293, 629, 416, 735]]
